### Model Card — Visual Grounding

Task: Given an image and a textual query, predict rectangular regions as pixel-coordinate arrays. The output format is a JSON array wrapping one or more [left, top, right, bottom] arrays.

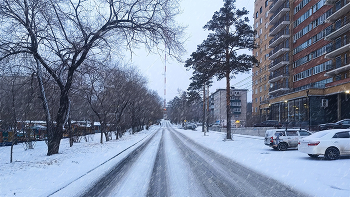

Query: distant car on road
[[264, 129, 311, 151], [184, 123, 197, 130], [298, 129, 350, 160], [254, 120, 282, 128], [318, 119, 350, 130]]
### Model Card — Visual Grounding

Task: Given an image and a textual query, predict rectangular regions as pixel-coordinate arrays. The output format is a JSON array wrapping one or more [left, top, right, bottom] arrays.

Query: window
[[333, 132, 350, 138], [256, 11, 258, 18], [260, 18, 263, 24], [286, 131, 298, 136], [265, 0, 268, 7], [260, 7, 262, 14], [336, 74, 342, 81], [265, 11, 268, 18], [299, 131, 311, 136]]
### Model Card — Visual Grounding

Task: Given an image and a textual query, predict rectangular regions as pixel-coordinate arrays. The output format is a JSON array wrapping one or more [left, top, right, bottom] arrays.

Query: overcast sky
[[124, 0, 254, 103]]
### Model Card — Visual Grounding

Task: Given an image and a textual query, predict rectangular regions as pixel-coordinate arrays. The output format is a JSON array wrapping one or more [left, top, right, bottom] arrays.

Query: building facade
[[210, 88, 247, 127], [253, 0, 350, 130], [252, 0, 272, 122]]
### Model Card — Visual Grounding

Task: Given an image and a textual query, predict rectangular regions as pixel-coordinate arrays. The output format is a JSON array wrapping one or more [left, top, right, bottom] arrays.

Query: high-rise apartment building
[[252, 0, 272, 122], [253, 0, 350, 129]]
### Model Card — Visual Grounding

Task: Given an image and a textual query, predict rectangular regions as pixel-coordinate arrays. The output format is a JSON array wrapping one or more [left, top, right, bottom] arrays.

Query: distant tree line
[[0, 63, 163, 142], [167, 91, 203, 125]]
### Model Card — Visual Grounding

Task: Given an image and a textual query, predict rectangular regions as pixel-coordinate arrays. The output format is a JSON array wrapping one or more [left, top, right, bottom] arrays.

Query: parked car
[[254, 120, 282, 128], [298, 129, 350, 160], [184, 123, 197, 130], [318, 119, 350, 130], [264, 129, 311, 151]]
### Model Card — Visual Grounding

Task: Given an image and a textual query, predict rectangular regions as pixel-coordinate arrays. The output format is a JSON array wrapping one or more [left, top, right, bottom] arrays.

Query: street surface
[[82, 121, 307, 197]]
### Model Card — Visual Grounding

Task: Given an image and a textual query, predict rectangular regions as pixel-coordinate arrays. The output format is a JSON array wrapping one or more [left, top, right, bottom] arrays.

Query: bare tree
[[0, 0, 184, 155]]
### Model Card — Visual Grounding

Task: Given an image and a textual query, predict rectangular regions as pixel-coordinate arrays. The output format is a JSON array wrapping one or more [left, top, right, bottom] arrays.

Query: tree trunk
[[47, 122, 62, 155], [202, 85, 206, 135], [226, 72, 231, 139], [68, 118, 73, 147]]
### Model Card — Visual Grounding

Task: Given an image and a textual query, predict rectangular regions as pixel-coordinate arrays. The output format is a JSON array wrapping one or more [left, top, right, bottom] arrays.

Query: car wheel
[[277, 142, 288, 151], [308, 154, 319, 158], [324, 147, 340, 160]]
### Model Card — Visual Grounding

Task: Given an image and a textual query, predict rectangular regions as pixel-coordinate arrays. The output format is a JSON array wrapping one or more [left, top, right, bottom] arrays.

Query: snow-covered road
[[81, 121, 306, 197]]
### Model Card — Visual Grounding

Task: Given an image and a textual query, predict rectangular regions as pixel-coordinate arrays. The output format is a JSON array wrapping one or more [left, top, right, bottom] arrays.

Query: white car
[[298, 129, 350, 160], [264, 129, 311, 151]]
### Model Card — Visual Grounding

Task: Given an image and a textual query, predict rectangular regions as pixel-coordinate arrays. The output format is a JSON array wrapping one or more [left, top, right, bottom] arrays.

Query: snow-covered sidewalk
[[0, 127, 158, 197], [177, 126, 350, 197]]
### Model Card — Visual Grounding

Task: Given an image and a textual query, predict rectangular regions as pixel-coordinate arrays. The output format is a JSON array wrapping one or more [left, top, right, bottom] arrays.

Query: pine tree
[[185, 0, 257, 139]]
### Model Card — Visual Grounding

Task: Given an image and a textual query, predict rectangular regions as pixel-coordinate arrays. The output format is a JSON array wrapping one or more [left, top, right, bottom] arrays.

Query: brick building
[[253, 0, 350, 129]]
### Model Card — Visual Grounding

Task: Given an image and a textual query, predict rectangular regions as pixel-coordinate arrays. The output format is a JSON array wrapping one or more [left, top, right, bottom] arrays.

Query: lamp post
[[306, 90, 310, 131]]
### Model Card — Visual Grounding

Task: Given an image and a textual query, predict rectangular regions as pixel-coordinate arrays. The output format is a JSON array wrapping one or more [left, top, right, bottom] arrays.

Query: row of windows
[[231, 102, 241, 107], [293, 60, 332, 82], [293, 9, 332, 42], [294, 0, 311, 14], [293, 68, 313, 82], [293, 78, 333, 92], [293, 43, 333, 68], [294, 0, 326, 28], [313, 60, 333, 75], [293, 27, 330, 55]]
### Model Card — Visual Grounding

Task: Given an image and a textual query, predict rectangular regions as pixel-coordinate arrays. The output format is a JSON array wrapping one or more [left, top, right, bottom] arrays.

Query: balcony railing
[[325, 21, 350, 41], [269, 40, 289, 59], [326, 1, 350, 22], [270, 1, 289, 21], [269, 71, 289, 81], [269, 55, 289, 70], [324, 62, 350, 77], [325, 39, 350, 58], [270, 14, 290, 32], [269, 82, 289, 92], [269, 27, 290, 47]]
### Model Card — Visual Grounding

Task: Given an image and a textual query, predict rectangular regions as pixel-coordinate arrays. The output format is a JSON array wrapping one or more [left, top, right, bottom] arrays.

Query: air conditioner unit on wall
[[321, 99, 328, 108]]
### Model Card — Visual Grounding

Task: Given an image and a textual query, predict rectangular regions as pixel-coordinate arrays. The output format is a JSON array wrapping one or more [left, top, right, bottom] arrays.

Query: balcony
[[324, 63, 350, 77], [269, 71, 289, 83], [269, 27, 290, 47], [269, 82, 290, 94], [269, 55, 289, 71], [269, 0, 286, 13], [269, 41, 289, 60], [269, 15, 290, 36], [326, 2, 350, 23], [325, 0, 338, 5], [325, 41, 350, 59], [325, 77, 350, 88], [325, 21, 350, 41], [260, 99, 270, 105], [269, 1, 290, 24]]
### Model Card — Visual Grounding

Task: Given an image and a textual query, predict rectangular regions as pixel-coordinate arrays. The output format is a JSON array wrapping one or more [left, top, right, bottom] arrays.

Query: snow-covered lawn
[[177, 126, 350, 197], [0, 124, 349, 197]]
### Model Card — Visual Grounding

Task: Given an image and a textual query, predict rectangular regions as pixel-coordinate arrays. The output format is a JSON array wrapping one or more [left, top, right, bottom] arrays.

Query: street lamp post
[[306, 90, 310, 131]]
